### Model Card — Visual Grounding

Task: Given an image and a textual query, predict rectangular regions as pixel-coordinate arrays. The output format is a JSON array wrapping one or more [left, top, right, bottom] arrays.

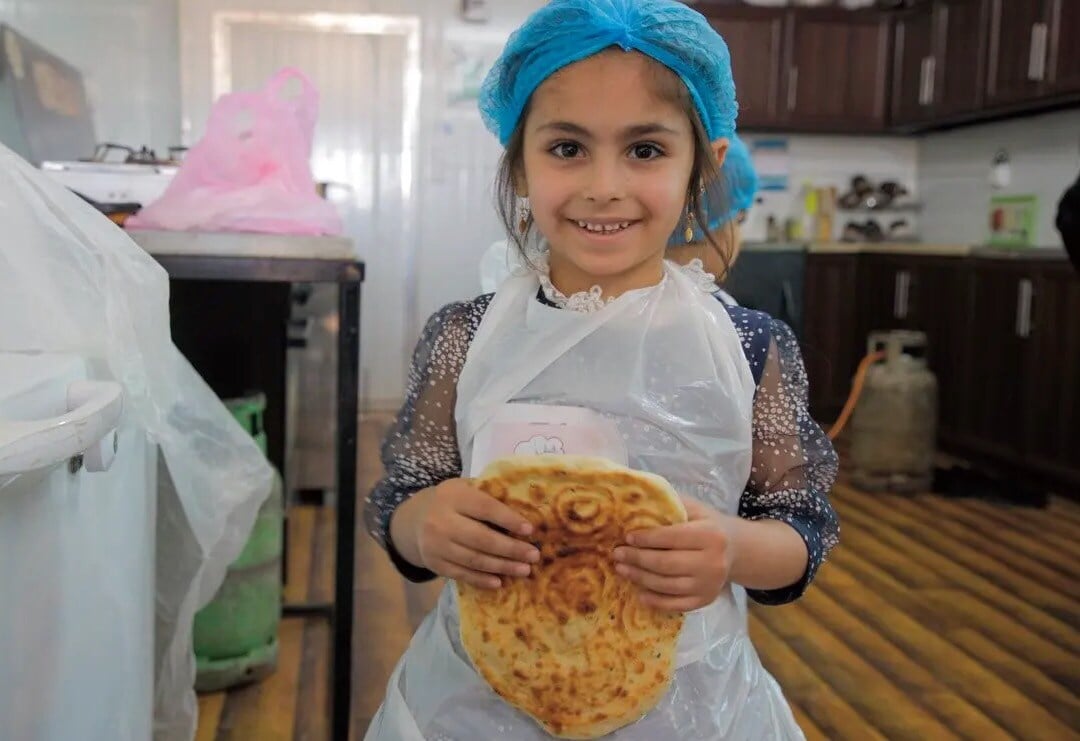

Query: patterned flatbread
[[457, 455, 687, 739]]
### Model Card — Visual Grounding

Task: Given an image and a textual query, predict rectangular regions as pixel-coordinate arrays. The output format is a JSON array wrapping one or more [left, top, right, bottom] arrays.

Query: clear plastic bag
[[127, 67, 342, 236], [0, 143, 274, 741]]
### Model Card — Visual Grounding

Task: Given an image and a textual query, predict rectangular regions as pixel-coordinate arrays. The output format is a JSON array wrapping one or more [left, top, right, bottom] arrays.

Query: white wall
[[0, 0, 181, 153], [918, 107, 1080, 248]]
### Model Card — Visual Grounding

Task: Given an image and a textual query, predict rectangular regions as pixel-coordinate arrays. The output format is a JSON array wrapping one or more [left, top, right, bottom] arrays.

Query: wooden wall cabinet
[[699, 0, 1077, 134]]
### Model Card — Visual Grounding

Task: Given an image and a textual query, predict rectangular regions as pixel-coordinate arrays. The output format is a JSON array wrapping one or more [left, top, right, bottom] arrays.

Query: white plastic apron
[[366, 263, 805, 740]]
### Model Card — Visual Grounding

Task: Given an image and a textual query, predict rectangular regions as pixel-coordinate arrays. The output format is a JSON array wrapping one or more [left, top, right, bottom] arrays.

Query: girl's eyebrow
[[535, 121, 682, 138]]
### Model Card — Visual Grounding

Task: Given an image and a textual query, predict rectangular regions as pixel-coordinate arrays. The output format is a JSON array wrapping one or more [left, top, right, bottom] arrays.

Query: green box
[[988, 194, 1038, 248]]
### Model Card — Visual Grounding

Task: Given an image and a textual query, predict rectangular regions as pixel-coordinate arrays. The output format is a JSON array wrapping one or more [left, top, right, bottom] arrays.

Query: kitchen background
[[3, 0, 1078, 408]]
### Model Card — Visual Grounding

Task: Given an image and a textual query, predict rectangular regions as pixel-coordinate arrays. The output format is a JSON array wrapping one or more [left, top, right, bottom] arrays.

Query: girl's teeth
[[577, 221, 631, 233]]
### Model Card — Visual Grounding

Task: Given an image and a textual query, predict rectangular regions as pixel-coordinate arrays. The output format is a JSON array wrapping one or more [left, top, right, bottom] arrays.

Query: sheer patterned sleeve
[[362, 297, 489, 581], [739, 319, 840, 605]]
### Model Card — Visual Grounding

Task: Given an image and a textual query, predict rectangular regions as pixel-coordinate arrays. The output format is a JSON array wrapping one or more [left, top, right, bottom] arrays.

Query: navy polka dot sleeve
[[364, 294, 840, 603], [723, 305, 840, 605]]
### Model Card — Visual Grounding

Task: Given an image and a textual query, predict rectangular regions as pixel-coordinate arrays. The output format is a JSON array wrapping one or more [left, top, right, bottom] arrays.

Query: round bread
[[457, 455, 687, 739]]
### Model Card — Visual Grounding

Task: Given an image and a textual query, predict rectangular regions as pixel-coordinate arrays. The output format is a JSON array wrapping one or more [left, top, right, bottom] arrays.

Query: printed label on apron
[[468, 402, 628, 476]]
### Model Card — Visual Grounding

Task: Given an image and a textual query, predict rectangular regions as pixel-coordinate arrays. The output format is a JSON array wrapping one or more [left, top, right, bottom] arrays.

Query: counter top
[[969, 245, 1071, 261], [743, 241, 1069, 261], [126, 229, 356, 260], [737, 242, 814, 254], [809, 242, 975, 257]]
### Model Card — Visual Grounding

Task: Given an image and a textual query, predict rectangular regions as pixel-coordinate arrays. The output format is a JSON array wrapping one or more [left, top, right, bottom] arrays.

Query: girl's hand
[[391, 478, 541, 590], [611, 497, 738, 612]]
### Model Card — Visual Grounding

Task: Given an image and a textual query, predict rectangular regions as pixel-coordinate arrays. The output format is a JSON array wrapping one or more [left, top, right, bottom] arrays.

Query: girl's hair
[[494, 52, 735, 278]]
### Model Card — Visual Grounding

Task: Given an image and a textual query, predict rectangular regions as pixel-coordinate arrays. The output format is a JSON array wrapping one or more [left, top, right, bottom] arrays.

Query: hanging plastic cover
[[0, 143, 274, 741], [126, 67, 342, 236]]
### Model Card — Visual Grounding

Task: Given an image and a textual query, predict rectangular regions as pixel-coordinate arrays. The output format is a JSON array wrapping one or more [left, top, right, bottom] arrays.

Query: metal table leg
[[331, 280, 360, 741]]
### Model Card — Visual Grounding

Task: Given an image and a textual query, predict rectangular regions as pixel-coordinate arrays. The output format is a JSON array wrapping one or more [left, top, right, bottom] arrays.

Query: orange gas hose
[[828, 350, 886, 440]]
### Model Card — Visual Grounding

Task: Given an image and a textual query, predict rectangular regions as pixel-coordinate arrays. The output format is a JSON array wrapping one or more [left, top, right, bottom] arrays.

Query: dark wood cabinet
[[781, 10, 892, 131], [1045, 0, 1080, 95], [893, 0, 990, 126], [705, 8, 784, 130], [936, 0, 991, 116], [700, 1, 1076, 134], [908, 259, 972, 446], [697, 5, 893, 132], [1022, 262, 1080, 486], [954, 261, 1032, 459], [858, 255, 910, 337], [892, 6, 937, 125], [986, 0, 1048, 106], [802, 254, 862, 421], [952, 258, 1080, 491]]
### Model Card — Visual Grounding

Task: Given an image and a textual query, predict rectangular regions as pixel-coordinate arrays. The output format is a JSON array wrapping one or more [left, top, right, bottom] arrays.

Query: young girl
[[363, 1, 838, 738]]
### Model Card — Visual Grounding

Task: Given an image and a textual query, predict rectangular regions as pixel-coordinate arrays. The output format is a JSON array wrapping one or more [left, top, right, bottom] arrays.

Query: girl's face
[[520, 50, 725, 296]]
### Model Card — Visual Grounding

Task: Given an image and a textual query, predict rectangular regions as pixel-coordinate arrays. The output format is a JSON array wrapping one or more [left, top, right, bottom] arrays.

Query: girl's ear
[[710, 137, 730, 171]]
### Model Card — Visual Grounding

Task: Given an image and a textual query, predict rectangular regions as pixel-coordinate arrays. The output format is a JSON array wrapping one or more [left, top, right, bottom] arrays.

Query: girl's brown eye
[[630, 143, 663, 160], [551, 142, 582, 159]]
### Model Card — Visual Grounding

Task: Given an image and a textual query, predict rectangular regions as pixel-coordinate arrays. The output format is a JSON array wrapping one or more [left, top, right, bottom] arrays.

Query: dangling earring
[[684, 180, 705, 243], [517, 197, 531, 235]]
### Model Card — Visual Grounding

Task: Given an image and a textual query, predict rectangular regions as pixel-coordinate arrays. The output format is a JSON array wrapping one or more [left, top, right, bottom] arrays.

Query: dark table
[[146, 248, 364, 741]]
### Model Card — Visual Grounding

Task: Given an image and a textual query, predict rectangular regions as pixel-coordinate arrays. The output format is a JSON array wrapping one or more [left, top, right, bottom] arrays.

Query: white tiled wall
[[918, 108, 1080, 248], [742, 134, 920, 242], [0, 0, 181, 153]]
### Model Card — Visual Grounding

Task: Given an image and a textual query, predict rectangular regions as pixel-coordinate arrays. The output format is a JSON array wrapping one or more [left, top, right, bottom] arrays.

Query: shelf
[[837, 203, 923, 214]]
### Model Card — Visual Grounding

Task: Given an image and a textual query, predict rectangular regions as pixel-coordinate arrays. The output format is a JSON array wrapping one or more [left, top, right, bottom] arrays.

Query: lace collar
[[533, 252, 718, 313]]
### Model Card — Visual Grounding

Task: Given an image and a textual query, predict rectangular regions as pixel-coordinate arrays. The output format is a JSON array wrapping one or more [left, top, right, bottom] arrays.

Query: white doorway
[[182, 9, 422, 410]]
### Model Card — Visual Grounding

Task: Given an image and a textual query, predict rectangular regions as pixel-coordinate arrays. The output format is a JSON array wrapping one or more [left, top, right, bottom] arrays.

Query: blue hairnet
[[668, 135, 759, 246], [479, 0, 737, 146]]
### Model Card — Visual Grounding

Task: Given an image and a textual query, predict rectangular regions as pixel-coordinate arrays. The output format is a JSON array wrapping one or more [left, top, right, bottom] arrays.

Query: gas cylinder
[[849, 330, 938, 493]]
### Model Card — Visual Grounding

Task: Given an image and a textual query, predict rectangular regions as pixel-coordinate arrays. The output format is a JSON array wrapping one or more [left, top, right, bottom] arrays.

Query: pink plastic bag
[[127, 68, 342, 235]]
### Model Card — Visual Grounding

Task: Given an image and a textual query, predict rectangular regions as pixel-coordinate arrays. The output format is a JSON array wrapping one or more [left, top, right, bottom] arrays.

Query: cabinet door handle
[[1028, 23, 1049, 81], [899, 271, 912, 320], [787, 67, 799, 112], [898, 273, 907, 319], [918, 58, 929, 106], [1034, 23, 1049, 82], [926, 57, 936, 105], [1016, 279, 1034, 338], [893, 272, 904, 319]]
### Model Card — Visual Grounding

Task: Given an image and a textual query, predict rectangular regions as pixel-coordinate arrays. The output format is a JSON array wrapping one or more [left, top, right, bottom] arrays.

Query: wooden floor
[[197, 415, 1080, 741]]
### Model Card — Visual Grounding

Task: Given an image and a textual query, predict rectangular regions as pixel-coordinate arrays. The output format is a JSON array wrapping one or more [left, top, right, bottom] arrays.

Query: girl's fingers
[[436, 560, 502, 590], [442, 541, 533, 578], [452, 517, 540, 564], [612, 546, 698, 576], [614, 562, 696, 596], [627, 521, 715, 550], [458, 488, 535, 536]]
